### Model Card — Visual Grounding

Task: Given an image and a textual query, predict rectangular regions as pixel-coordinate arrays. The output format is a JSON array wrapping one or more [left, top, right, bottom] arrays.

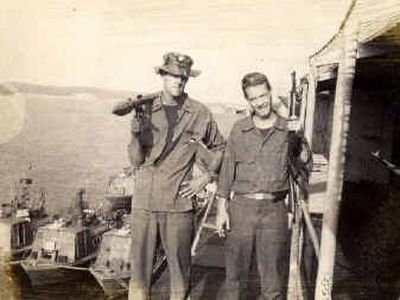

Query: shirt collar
[[181, 93, 193, 113], [240, 113, 287, 132], [152, 91, 193, 113]]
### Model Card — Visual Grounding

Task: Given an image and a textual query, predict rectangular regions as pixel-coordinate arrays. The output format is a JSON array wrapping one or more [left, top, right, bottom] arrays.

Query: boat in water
[[20, 188, 110, 287], [102, 167, 134, 217], [0, 172, 50, 260], [90, 169, 166, 297], [89, 217, 166, 298]]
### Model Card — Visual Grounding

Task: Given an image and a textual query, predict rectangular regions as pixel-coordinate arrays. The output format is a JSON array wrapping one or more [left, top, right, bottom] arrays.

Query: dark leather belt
[[240, 191, 287, 201]]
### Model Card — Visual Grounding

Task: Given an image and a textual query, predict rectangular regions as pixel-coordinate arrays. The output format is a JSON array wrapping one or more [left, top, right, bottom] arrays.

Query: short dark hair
[[241, 72, 271, 98]]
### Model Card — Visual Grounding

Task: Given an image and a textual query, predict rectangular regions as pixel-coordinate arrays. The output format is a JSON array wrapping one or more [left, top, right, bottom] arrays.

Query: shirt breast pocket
[[235, 150, 256, 182]]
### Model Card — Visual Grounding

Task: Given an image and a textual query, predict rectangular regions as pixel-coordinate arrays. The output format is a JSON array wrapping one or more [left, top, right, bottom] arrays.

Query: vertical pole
[[314, 22, 358, 299], [299, 77, 309, 128], [287, 179, 305, 300], [290, 71, 297, 117], [287, 70, 305, 300], [304, 64, 317, 147]]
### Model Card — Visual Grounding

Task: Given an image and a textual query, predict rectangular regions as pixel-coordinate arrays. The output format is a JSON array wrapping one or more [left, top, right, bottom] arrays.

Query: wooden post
[[299, 77, 309, 129], [287, 176, 305, 300], [290, 71, 297, 116], [314, 22, 358, 299], [304, 64, 317, 147], [300, 200, 320, 258], [287, 71, 305, 300]]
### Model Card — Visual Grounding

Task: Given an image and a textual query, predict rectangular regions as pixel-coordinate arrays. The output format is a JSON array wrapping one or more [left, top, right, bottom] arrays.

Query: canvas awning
[[310, 0, 400, 66]]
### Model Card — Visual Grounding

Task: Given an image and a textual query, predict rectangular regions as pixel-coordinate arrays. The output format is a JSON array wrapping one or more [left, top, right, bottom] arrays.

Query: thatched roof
[[310, 0, 400, 65]]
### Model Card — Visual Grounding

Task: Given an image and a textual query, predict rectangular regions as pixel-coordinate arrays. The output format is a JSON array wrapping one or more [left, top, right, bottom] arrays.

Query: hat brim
[[154, 66, 201, 78]]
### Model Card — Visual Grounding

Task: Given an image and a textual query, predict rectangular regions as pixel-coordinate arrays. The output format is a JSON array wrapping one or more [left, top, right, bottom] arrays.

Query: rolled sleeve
[[202, 114, 226, 173], [112, 99, 134, 116], [203, 114, 224, 148]]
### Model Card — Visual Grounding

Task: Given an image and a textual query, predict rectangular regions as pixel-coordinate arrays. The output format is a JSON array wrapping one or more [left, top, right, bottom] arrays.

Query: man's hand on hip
[[179, 173, 211, 199]]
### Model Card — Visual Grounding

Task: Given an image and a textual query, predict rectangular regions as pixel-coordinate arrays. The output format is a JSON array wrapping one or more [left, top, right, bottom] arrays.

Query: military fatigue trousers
[[129, 209, 194, 300], [224, 197, 289, 300]]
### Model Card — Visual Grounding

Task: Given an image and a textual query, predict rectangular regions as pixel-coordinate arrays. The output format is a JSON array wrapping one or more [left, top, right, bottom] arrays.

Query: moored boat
[[102, 167, 134, 217], [1, 171, 50, 260], [90, 169, 167, 297], [20, 189, 109, 287], [89, 218, 166, 298]]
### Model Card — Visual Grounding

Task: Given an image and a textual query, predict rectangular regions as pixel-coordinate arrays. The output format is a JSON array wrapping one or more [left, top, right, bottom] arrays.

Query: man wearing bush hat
[[113, 52, 225, 300]]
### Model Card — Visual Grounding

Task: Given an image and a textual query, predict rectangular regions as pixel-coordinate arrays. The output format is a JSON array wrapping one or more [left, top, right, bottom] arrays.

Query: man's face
[[245, 83, 272, 118], [162, 73, 188, 97]]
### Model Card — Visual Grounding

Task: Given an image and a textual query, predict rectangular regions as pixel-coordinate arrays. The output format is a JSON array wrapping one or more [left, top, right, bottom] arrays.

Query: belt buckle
[[255, 193, 270, 200], [244, 193, 274, 200]]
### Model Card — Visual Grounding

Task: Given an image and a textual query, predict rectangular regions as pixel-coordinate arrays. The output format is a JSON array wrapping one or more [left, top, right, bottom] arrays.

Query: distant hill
[[0, 81, 131, 99], [0, 81, 247, 115]]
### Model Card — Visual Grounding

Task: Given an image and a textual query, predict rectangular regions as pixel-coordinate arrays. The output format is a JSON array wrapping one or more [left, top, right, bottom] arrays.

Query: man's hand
[[287, 116, 302, 132], [179, 173, 211, 199], [216, 197, 230, 238]]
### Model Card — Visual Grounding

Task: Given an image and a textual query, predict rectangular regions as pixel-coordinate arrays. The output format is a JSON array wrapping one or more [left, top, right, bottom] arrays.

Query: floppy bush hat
[[154, 52, 201, 78]]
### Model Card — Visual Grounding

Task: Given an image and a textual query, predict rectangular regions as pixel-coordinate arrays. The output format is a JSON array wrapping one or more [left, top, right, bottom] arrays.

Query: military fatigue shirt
[[130, 92, 225, 212], [216, 115, 312, 199]]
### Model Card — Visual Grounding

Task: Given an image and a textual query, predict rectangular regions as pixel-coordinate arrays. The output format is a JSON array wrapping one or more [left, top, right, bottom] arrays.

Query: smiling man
[[113, 52, 225, 300], [216, 72, 312, 300]]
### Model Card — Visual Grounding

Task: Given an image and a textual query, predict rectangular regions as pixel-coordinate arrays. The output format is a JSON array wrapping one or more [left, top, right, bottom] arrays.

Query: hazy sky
[[0, 0, 349, 102]]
